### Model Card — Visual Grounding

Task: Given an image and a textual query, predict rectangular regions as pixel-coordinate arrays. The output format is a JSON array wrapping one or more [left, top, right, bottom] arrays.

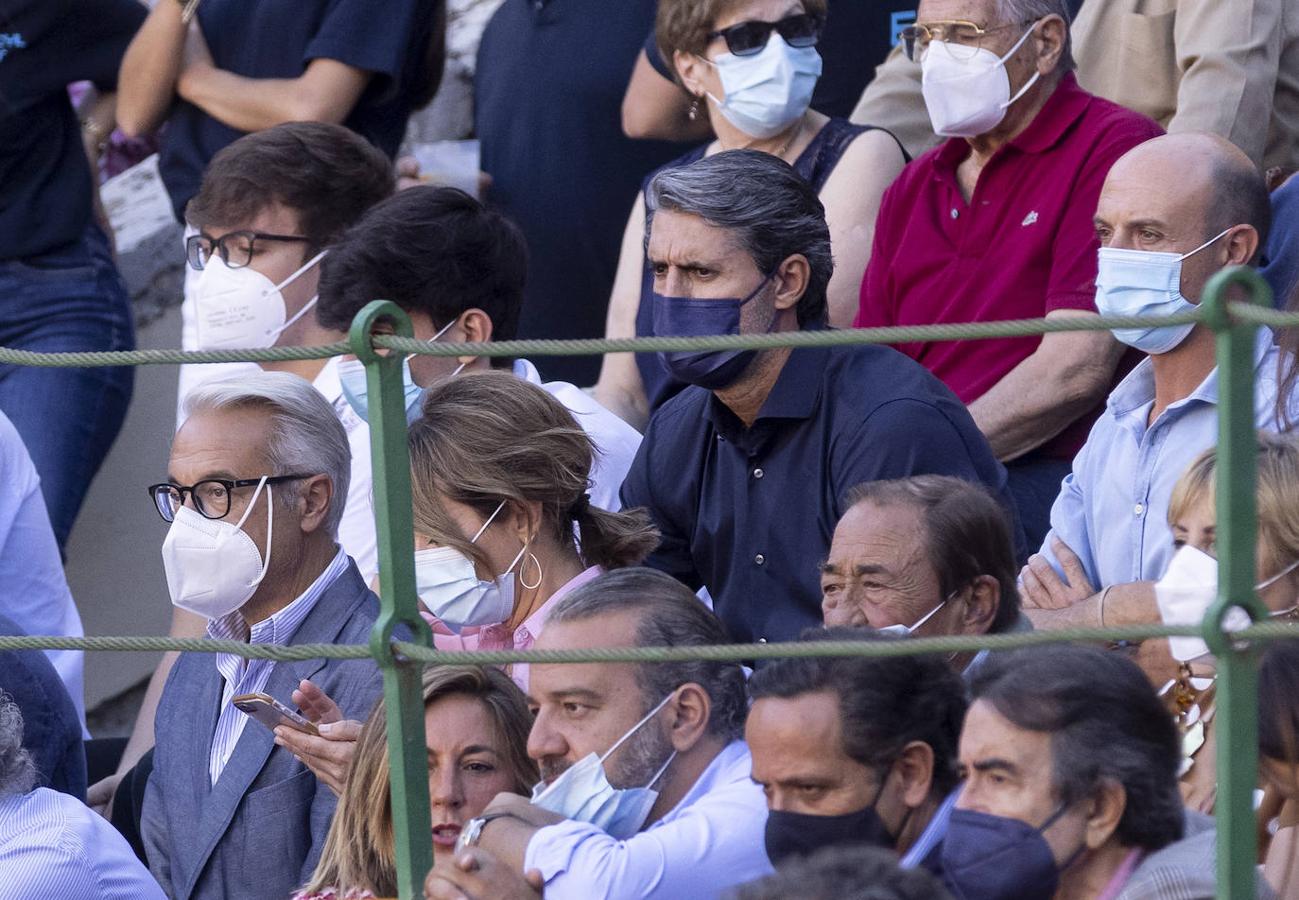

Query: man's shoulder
[[1074, 89, 1165, 145], [1120, 831, 1226, 900], [822, 344, 958, 416], [643, 385, 714, 443]]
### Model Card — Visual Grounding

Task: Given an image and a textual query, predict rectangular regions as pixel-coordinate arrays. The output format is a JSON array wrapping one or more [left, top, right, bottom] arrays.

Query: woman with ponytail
[[276, 370, 660, 795], [407, 370, 659, 689]]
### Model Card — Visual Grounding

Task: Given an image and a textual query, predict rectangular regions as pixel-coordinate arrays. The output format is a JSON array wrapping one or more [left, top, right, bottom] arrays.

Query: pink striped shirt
[[423, 566, 603, 692]]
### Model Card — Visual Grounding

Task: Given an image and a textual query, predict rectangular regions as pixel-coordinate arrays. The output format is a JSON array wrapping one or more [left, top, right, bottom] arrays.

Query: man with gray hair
[[855, 0, 1163, 550], [0, 692, 164, 897], [140, 371, 396, 900], [620, 149, 1019, 646]]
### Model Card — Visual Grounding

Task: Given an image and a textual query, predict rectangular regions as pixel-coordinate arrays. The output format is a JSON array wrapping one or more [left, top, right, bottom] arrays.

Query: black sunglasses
[[708, 12, 823, 57]]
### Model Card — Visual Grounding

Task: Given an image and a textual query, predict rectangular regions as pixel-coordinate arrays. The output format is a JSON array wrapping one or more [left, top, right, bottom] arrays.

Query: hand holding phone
[[232, 692, 319, 736]]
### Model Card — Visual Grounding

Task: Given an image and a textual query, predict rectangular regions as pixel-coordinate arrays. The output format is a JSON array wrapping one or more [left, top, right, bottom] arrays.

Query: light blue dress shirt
[[1040, 329, 1291, 587], [523, 740, 773, 899], [0, 787, 165, 899]]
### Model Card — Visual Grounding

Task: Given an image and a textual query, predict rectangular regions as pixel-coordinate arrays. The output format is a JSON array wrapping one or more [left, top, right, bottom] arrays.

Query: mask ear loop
[[230, 476, 274, 589], [426, 318, 470, 377], [598, 692, 677, 766], [996, 25, 1042, 110], [1178, 227, 1234, 261], [264, 249, 328, 339]]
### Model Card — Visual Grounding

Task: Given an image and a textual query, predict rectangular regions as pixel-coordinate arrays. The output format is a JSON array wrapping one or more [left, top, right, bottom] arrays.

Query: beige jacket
[[852, 0, 1298, 172]]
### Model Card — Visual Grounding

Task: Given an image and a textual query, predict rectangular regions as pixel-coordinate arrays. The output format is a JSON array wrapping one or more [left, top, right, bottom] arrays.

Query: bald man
[[1016, 134, 1288, 653]]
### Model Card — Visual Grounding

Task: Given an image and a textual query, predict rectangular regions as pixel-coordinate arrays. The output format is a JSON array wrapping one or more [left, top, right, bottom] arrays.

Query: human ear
[[1083, 779, 1126, 849], [895, 740, 936, 808], [772, 254, 810, 311], [674, 50, 708, 98], [1034, 16, 1067, 74], [666, 684, 712, 753], [296, 474, 334, 534], [962, 576, 1001, 634]]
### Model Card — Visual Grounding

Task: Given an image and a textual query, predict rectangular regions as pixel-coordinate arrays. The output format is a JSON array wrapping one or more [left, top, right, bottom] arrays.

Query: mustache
[[539, 757, 571, 783]]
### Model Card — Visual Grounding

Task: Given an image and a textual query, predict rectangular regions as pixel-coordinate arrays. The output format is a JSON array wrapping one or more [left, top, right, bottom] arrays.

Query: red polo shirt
[[854, 73, 1162, 459]]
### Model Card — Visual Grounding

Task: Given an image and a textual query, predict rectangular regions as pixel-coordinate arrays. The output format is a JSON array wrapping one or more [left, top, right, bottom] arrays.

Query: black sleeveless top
[[633, 119, 903, 413]]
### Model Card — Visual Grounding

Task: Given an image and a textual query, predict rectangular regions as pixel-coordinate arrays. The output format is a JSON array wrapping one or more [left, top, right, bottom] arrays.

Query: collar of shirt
[[513, 357, 542, 385], [933, 72, 1088, 174], [312, 356, 365, 434], [1106, 327, 1276, 421], [208, 546, 349, 683], [706, 341, 830, 450]]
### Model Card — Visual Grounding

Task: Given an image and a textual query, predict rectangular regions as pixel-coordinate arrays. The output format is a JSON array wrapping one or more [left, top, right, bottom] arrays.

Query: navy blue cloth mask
[[652, 272, 778, 389], [941, 805, 1074, 900]]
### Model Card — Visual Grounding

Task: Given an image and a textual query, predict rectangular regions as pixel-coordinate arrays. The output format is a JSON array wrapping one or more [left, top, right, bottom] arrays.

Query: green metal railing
[[4, 266, 1297, 898]]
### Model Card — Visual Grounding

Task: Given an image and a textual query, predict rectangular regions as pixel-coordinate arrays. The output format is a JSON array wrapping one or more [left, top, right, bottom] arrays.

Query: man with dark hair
[[314, 185, 641, 512], [947, 644, 1254, 898], [425, 567, 771, 900], [747, 628, 967, 873], [821, 476, 1028, 676], [621, 149, 1020, 645], [1020, 134, 1295, 656], [731, 846, 952, 900]]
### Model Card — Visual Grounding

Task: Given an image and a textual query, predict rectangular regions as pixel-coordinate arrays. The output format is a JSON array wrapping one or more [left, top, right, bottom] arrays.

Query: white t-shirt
[[312, 358, 378, 583]]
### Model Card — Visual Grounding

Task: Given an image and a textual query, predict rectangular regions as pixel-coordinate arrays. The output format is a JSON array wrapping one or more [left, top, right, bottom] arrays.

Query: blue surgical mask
[[705, 34, 822, 139], [941, 804, 1076, 900], [1094, 228, 1231, 354], [531, 693, 678, 839], [415, 501, 527, 633], [652, 273, 775, 389], [338, 318, 463, 424]]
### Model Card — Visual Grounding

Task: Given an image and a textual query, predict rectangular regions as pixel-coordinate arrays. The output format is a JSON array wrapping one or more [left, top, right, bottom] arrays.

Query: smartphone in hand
[[232, 692, 319, 736]]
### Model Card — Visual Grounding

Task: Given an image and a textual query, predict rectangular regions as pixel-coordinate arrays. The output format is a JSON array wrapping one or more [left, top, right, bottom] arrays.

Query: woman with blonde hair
[[292, 665, 538, 899], [410, 370, 659, 688]]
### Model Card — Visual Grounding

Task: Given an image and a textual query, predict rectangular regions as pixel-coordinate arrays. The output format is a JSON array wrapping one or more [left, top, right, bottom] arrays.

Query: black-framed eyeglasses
[[147, 474, 314, 522], [899, 19, 1036, 62], [185, 231, 311, 271], [707, 12, 823, 57]]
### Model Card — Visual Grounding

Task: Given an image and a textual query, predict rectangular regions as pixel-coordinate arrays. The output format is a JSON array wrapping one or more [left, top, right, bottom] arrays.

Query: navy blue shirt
[[644, 2, 919, 120], [158, 0, 435, 220], [475, 0, 689, 386], [620, 341, 1021, 644], [0, 0, 145, 260]]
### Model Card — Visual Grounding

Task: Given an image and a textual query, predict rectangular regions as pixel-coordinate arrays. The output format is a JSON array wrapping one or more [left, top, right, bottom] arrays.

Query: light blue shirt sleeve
[[1037, 440, 1101, 590], [523, 743, 772, 899]]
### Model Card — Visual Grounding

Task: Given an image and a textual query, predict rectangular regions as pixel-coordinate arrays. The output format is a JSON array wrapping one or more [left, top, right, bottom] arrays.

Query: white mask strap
[[1258, 558, 1299, 591], [471, 500, 508, 544], [1001, 69, 1041, 109], [1179, 228, 1233, 261], [270, 249, 328, 296], [908, 598, 948, 633], [600, 692, 676, 764], [270, 295, 318, 337], [646, 749, 678, 790], [997, 22, 1038, 65], [231, 477, 274, 588]]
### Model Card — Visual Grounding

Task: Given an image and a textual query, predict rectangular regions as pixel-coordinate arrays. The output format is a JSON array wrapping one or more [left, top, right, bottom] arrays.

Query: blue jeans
[[0, 224, 135, 549]]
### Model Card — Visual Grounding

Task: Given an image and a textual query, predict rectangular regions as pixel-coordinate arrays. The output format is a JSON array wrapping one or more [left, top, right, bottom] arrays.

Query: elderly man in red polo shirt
[[854, 0, 1162, 549]]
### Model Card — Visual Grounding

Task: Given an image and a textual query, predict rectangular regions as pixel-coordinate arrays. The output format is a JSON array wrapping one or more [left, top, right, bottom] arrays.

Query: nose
[[527, 709, 569, 765], [429, 767, 462, 809], [661, 268, 692, 298]]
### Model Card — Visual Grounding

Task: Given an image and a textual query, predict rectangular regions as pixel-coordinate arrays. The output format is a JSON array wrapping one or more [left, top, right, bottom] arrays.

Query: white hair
[[183, 371, 352, 536], [0, 692, 35, 797]]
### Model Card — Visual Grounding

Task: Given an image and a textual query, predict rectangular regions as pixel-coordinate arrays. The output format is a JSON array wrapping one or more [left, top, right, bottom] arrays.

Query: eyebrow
[[428, 745, 500, 759], [971, 757, 1020, 776], [546, 688, 604, 704], [165, 470, 239, 484], [645, 254, 720, 271], [817, 561, 889, 576]]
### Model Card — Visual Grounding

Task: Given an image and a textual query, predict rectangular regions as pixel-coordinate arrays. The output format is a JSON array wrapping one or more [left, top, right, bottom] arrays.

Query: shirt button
[[758, 637, 768, 644], [950, 208, 959, 219], [753, 468, 764, 479], [1134, 503, 1145, 516], [755, 553, 766, 566]]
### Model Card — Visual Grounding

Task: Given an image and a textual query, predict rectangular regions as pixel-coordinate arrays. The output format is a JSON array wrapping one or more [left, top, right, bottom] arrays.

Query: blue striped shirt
[[0, 787, 165, 899], [206, 548, 348, 784]]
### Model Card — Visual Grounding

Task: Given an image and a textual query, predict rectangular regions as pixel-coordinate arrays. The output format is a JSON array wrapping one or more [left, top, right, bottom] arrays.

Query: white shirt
[[313, 357, 378, 583], [523, 740, 773, 899], [205, 548, 348, 783], [512, 359, 641, 512], [0, 411, 85, 731], [0, 787, 165, 900]]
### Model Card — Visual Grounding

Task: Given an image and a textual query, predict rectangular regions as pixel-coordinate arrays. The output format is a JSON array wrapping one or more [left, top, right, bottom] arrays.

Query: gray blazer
[[1117, 815, 1276, 900], [142, 561, 393, 900]]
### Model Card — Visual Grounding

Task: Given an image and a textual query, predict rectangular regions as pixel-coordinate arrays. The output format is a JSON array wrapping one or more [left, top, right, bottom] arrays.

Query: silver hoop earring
[[520, 552, 543, 591]]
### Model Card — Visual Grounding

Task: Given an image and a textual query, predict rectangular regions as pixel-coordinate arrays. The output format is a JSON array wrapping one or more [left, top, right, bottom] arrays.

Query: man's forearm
[[1025, 581, 1157, 630], [116, 0, 187, 137]]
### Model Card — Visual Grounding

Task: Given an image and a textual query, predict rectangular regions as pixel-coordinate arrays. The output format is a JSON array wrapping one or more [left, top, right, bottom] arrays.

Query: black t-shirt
[[645, 2, 919, 120], [0, 0, 145, 260], [158, 0, 434, 220], [475, 0, 689, 386]]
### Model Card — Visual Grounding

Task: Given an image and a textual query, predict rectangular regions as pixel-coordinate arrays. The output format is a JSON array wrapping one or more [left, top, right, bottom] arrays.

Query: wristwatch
[[454, 811, 518, 855]]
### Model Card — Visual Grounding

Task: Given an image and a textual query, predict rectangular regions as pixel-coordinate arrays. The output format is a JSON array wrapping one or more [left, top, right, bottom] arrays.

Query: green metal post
[[1201, 267, 1273, 899], [348, 301, 434, 899]]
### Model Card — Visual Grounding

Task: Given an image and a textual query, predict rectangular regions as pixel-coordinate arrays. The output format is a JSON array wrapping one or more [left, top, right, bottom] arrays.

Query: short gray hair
[[998, 0, 1075, 71], [646, 149, 833, 327], [0, 692, 35, 797], [182, 371, 352, 536], [548, 568, 748, 742]]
